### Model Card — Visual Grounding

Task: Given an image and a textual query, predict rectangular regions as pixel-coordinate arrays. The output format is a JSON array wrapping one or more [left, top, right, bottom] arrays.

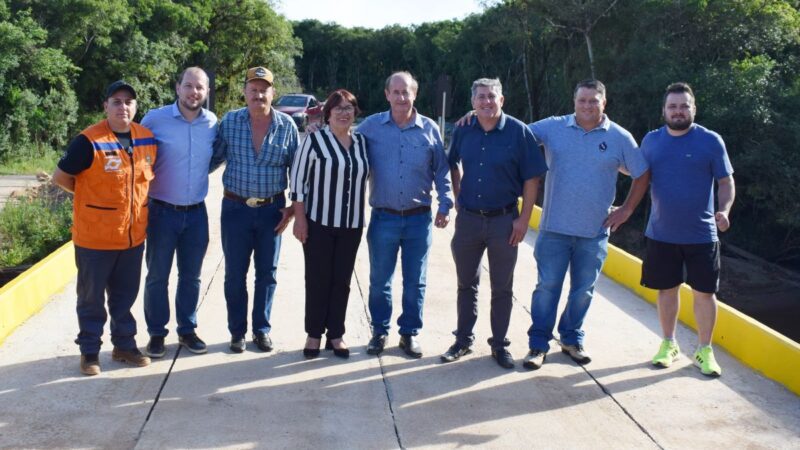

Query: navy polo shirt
[[448, 112, 547, 210]]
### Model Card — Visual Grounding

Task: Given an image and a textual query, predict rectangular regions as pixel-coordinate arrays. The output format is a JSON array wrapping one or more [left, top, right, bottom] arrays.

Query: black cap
[[105, 80, 137, 99]]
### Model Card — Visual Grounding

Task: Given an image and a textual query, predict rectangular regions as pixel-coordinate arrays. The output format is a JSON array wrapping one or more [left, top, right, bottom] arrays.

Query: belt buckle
[[245, 197, 264, 208]]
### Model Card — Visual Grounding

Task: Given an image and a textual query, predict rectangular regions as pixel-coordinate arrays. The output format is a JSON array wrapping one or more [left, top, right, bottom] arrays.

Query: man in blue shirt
[[523, 79, 650, 370], [443, 78, 547, 369], [141, 67, 217, 358], [210, 66, 298, 353], [357, 71, 454, 358], [641, 82, 735, 377]]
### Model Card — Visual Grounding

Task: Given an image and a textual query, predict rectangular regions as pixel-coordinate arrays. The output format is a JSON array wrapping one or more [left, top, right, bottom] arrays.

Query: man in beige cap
[[210, 66, 299, 353]]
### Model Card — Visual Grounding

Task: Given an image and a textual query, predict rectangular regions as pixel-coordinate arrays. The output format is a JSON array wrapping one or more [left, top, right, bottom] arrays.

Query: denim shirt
[[211, 107, 299, 198], [357, 110, 453, 215], [141, 102, 217, 205]]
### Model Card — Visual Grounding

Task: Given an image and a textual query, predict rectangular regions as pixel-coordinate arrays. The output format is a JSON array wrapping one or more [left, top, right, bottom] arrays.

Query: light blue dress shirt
[[141, 102, 218, 205], [356, 110, 453, 215]]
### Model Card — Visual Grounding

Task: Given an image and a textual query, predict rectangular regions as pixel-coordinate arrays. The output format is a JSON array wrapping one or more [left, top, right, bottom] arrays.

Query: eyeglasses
[[333, 105, 355, 113]]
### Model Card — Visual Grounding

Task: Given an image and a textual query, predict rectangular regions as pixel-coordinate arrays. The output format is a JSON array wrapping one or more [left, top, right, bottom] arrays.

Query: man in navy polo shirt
[[442, 77, 547, 369], [141, 67, 217, 357], [523, 79, 650, 370], [642, 82, 735, 377]]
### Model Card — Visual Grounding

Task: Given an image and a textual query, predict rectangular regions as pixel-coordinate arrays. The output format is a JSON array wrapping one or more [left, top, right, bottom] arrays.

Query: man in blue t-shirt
[[640, 82, 735, 377]]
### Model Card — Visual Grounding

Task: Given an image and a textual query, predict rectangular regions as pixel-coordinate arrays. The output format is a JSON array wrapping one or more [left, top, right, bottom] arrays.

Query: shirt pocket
[[261, 141, 289, 167]]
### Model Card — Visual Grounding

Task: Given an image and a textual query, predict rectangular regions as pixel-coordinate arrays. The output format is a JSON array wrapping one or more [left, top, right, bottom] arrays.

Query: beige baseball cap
[[245, 67, 274, 85]]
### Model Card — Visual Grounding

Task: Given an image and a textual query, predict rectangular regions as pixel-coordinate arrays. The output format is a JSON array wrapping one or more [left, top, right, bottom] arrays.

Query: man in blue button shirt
[[443, 78, 547, 369], [141, 67, 217, 358], [523, 79, 650, 370], [210, 66, 298, 354], [357, 71, 454, 358]]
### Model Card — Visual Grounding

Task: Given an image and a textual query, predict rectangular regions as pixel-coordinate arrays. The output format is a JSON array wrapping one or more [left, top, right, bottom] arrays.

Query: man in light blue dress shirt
[[357, 71, 454, 358], [141, 67, 218, 358]]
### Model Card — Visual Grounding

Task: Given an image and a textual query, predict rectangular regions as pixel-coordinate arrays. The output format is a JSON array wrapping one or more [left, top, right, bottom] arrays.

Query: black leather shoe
[[146, 336, 166, 358], [367, 334, 387, 355], [492, 348, 515, 369], [399, 334, 423, 358], [179, 333, 208, 354], [303, 348, 320, 359], [441, 342, 473, 363], [253, 333, 273, 352], [327, 339, 350, 358], [230, 335, 246, 353]]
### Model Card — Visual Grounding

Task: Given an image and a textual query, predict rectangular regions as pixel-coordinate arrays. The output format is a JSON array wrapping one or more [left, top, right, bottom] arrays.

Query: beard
[[180, 98, 204, 111], [665, 116, 693, 131]]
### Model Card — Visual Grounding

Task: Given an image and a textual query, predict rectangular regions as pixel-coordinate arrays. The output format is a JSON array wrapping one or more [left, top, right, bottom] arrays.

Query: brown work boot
[[112, 347, 151, 367], [80, 353, 101, 376]]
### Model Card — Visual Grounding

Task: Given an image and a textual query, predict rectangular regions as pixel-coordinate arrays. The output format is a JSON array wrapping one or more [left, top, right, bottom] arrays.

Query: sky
[[275, 0, 486, 29]]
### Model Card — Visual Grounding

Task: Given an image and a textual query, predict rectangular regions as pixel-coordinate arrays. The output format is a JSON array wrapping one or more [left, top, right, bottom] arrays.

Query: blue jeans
[[221, 197, 283, 337], [143, 201, 209, 337], [367, 209, 432, 336], [528, 230, 609, 351], [74, 244, 144, 354]]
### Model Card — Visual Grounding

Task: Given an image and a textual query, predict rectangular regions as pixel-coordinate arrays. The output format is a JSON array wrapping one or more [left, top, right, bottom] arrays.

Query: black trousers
[[303, 219, 363, 339]]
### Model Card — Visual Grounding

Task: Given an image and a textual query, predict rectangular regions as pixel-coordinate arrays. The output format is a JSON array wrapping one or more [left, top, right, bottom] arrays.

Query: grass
[[0, 145, 60, 175], [0, 194, 72, 267]]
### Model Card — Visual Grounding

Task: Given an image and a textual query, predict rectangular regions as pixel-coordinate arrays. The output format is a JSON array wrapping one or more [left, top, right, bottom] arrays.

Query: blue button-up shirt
[[141, 102, 217, 205], [211, 107, 299, 198], [357, 110, 453, 215], [449, 112, 547, 210]]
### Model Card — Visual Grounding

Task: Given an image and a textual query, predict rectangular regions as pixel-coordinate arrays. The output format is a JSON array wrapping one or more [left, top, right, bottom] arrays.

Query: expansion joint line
[[354, 270, 405, 449], [135, 254, 224, 443]]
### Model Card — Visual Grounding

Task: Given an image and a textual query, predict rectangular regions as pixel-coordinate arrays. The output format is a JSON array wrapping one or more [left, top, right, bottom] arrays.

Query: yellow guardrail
[[527, 205, 800, 396], [0, 241, 76, 346]]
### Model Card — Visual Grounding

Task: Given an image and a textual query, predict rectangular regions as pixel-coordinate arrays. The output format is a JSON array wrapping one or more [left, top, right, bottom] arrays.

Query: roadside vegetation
[[0, 186, 71, 267]]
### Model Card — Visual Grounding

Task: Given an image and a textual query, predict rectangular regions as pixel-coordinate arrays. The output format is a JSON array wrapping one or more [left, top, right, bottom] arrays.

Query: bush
[[0, 194, 72, 267]]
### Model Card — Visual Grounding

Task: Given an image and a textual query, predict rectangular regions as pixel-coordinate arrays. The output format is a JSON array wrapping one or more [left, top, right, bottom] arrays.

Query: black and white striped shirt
[[289, 127, 369, 228]]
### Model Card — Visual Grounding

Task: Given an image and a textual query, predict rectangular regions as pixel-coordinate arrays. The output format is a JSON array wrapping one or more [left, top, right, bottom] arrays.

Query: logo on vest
[[145, 155, 153, 165], [104, 155, 123, 172]]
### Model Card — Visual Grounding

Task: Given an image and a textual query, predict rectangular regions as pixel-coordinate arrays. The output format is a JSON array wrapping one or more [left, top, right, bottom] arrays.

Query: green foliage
[[0, 195, 72, 267]]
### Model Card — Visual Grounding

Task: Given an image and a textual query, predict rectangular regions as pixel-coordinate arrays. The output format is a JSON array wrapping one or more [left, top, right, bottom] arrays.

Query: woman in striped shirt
[[290, 89, 369, 359]]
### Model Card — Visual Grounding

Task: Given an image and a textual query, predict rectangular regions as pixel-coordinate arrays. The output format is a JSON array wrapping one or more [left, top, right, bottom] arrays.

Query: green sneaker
[[652, 339, 680, 367], [693, 345, 722, 377]]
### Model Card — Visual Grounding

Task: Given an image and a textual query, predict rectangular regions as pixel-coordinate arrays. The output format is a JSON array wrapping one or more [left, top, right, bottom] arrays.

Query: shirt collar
[[171, 101, 208, 121], [566, 113, 610, 132], [469, 111, 507, 131], [380, 108, 423, 130]]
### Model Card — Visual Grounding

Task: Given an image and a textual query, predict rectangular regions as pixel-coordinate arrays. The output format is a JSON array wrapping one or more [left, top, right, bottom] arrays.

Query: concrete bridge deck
[[1, 172, 798, 449]]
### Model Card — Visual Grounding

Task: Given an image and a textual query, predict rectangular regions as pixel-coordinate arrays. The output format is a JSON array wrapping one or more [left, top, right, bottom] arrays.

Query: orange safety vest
[[71, 120, 157, 250]]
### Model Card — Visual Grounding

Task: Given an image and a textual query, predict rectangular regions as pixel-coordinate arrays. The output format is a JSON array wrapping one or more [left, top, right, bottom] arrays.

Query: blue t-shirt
[[641, 124, 734, 244], [448, 112, 547, 210], [529, 114, 648, 239]]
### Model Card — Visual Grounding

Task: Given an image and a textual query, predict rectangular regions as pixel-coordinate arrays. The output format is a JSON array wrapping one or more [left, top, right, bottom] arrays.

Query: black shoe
[[230, 335, 246, 353], [253, 333, 273, 352], [367, 334, 387, 355], [146, 336, 166, 358], [303, 348, 320, 358], [441, 342, 472, 363], [492, 348, 515, 369], [179, 333, 207, 354], [399, 334, 423, 358], [327, 338, 350, 358]]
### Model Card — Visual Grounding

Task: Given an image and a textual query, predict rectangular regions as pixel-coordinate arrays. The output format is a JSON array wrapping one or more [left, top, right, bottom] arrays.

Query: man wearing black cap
[[210, 66, 299, 353], [53, 81, 157, 375]]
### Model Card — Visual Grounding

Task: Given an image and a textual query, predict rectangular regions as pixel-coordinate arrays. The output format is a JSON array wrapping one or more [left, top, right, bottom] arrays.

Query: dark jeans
[[74, 244, 144, 354], [303, 219, 362, 339], [221, 197, 283, 338], [450, 209, 518, 350], [144, 201, 209, 337]]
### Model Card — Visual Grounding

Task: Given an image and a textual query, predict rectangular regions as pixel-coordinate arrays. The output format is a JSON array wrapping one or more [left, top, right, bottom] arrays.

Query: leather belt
[[463, 202, 518, 217], [224, 190, 282, 208], [377, 205, 430, 216], [150, 198, 204, 211]]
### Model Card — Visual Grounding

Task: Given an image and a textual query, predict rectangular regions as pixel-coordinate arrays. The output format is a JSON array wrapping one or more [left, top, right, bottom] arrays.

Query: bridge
[[0, 172, 798, 449]]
